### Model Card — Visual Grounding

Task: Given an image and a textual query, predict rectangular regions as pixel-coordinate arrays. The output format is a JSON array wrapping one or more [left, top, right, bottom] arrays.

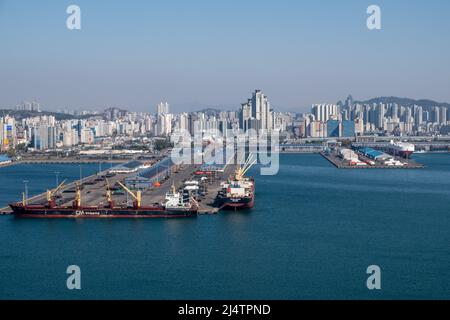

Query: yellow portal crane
[[105, 178, 114, 208], [117, 181, 142, 209], [73, 182, 82, 209], [46, 180, 66, 207]]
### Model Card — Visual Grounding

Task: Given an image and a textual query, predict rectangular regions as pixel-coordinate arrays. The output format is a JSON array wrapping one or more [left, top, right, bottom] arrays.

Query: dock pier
[[320, 152, 425, 169], [0, 159, 237, 217]]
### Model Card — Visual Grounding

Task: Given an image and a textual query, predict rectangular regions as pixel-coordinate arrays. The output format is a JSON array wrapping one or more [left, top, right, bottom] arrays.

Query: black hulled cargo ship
[[9, 203, 196, 218], [9, 180, 198, 219]]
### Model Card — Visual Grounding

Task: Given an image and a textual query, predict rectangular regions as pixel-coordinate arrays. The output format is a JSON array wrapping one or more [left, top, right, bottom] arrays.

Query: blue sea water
[[0, 154, 449, 300], [0, 163, 106, 208]]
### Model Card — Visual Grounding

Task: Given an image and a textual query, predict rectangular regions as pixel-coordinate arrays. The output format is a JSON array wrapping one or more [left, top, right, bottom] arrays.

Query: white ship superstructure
[[164, 185, 198, 212], [388, 141, 415, 158]]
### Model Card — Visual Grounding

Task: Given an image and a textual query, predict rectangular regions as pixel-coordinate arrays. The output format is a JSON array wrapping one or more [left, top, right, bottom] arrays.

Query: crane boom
[[241, 153, 253, 170], [241, 159, 257, 177], [117, 181, 137, 201], [117, 181, 142, 208], [46, 180, 66, 202], [235, 154, 256, 181], [242, 155, 255, 173]]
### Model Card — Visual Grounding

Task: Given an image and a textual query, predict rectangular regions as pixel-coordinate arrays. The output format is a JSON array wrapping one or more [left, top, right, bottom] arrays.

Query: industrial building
[[356, 147, 391, 161], [124, 157, 174, 189]]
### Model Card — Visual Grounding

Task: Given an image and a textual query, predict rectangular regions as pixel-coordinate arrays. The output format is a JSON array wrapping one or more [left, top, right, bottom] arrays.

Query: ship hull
[[399, 151, 414, 158], [219, 179, 255, 211], [220, 197, 254, 210], [9, 204, 197, 219], [387, 149, 414, 158]]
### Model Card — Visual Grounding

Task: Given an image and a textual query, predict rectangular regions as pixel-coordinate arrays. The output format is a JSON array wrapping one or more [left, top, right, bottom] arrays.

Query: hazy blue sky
[[1, 0, 449, 112]]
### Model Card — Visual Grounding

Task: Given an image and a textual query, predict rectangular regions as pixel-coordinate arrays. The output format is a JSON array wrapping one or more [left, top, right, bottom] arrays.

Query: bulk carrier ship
[[218, 154, 256, 211], [9, 179, 198, 219]]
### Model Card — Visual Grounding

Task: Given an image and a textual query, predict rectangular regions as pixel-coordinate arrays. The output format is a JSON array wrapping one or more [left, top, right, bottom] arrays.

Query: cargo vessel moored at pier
[[387, 140, 415, 158], [218, 154, 256, 211], [9, 203, 196, 218], [9, 180, 198, 219]]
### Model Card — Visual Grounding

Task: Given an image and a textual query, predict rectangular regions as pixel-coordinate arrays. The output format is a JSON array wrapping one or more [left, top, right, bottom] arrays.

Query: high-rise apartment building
[[312, 104, 338, 122], [240, 90, 274, 131]]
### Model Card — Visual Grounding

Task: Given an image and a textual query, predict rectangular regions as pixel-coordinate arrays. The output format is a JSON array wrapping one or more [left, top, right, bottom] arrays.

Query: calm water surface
[[0, 155, 449, 299]]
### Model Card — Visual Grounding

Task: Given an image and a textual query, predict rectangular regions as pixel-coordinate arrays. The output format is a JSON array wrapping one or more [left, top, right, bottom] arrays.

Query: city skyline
[[1, 0, 450, 112], [4, 93, 450, 115], [2, 1, 450, 305], [4, 88, 450, 155]]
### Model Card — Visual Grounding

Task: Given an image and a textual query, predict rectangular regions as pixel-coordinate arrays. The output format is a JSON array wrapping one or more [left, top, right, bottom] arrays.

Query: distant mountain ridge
[[193, 108, 225, 116], [0, 109, 96, 121], [354, 97, 450, 109]]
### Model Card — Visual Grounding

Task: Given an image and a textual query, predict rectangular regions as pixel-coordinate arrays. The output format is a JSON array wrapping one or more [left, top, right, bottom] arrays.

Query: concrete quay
[[0, 159, 238, 216]]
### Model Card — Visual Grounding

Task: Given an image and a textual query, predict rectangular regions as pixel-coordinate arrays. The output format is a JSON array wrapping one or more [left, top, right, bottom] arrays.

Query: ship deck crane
[[73, 182, 82, 209], [46, 180, 66, 208], [117, 181, 141, 209], [235, 154, 257, 181], [105, 178, 115, 208]]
